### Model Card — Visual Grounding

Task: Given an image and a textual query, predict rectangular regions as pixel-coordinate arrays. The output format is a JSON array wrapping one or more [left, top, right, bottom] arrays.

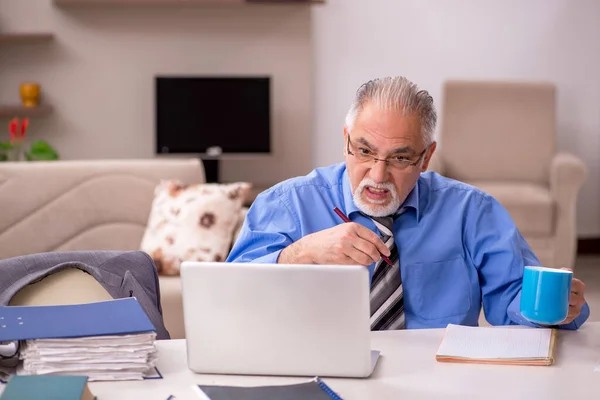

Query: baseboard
[[578, 238, 600, 254]]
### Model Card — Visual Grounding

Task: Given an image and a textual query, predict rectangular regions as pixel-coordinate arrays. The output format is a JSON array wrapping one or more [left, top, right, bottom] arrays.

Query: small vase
[[7, 144, 22, 161], [20, 83, 41, 108]]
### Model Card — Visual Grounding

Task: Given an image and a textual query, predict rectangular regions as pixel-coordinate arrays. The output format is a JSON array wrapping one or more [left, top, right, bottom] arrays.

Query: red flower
[[8, 117, 28, 144]]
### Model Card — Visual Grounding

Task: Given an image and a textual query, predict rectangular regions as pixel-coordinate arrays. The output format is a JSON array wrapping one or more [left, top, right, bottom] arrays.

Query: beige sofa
[[430, 80, 587, 269], [0, 158, 247, 339]]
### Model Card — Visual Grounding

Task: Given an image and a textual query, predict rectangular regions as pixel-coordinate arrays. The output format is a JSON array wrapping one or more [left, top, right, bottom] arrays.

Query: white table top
[[3, 323, 600, 399]]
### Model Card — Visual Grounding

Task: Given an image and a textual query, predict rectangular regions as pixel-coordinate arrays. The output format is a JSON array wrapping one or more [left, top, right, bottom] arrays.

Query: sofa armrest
[[427, 150, 445, 175], [550, 152, 587, 268], [551, 152, 587, 194]]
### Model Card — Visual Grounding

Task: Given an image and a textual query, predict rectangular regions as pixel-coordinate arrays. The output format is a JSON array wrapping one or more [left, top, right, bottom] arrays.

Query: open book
[[436, 324, 557, 366]]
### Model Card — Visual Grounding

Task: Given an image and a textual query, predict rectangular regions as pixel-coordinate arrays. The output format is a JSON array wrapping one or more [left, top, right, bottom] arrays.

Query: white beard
[[352, 178, 401, 217]]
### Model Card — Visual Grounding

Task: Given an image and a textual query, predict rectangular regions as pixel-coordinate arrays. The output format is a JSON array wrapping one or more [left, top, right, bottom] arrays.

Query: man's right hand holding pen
[[277, 222, 390, 266]]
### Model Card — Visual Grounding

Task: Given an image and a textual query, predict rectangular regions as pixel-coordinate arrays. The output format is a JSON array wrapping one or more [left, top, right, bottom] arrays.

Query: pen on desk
[[333, 207, 393, 267]]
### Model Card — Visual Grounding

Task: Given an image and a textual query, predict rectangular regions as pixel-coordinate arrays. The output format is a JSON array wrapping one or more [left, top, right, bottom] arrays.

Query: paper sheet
[[370, 350, 380, 374], [16, 333, 158, 381], [437, 324, 552, 359]]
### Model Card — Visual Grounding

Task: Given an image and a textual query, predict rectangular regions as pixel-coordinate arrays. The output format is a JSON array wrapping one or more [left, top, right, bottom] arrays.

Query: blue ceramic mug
[[520, 266, 572, 325]]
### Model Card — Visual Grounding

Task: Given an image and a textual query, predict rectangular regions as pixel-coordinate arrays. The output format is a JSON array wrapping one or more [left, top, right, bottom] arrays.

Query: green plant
[[25, 140, 59, 161], [0, 142, 15, 162]]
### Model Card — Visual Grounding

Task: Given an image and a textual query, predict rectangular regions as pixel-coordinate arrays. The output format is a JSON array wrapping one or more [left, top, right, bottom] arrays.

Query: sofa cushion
[[140, 180, 250, 275], [465, 181, 554, 237]]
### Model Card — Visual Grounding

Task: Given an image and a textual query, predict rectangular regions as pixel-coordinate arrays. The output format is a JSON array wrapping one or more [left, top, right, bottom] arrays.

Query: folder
[[194, 377, 344, 400], [435, 324, 557, 366], [0, 375, 96, 400], [0, 298, 155, 342]]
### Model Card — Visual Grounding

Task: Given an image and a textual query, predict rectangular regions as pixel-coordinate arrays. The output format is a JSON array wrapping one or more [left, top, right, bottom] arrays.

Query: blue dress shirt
[[227, 163, 590, 330]]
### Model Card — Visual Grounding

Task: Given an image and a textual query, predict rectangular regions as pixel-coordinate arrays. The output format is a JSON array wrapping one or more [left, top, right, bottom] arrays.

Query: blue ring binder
[[196, 376, 346, 399], [315, 377, 344, 400]]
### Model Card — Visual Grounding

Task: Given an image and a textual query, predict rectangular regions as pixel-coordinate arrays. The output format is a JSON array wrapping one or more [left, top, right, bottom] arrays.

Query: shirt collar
[[401, 180, 420, 220], [342, 167, 421, 220]]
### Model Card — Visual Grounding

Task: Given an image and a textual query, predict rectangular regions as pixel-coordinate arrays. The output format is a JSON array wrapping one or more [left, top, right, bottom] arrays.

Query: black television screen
[[156, 76, 271, 154]]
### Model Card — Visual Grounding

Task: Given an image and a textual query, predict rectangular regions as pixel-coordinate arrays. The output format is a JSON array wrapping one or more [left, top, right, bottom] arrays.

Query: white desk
[[3, 323, 600, 399]]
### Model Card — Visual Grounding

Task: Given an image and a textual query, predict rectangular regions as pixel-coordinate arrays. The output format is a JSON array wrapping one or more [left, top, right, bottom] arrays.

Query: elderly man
[[227, 76, 589, 330]]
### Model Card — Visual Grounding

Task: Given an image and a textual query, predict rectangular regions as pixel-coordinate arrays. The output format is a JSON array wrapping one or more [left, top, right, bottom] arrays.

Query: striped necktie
[[368, 215, 405, 330]]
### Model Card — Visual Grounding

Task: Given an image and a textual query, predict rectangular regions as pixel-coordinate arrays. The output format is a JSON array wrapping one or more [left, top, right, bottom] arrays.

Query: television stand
[[200, 157, 220, 183]]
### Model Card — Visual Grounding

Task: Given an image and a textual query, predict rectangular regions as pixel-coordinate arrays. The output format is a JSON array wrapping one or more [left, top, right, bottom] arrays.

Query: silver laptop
[[180, 261, 380, 378]]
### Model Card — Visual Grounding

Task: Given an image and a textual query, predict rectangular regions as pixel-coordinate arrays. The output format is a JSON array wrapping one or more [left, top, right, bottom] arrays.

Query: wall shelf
[[54, 0, 323, 6], [0, 33, 54, 43], [0, 105, 54, 118], [247, 0, 324, 3]]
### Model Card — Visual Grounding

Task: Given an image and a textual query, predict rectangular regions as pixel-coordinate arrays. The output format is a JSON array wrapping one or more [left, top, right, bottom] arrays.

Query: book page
[[437, 324, 552, 359]]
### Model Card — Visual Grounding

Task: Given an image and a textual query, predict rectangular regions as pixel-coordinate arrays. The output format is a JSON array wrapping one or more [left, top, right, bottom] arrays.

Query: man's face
[[344, 102, 436, 217]]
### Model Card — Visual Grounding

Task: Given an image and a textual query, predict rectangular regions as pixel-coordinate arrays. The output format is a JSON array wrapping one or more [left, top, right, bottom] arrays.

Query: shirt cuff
[[247, 249, 284, 264], [508, 291, 590, 330]]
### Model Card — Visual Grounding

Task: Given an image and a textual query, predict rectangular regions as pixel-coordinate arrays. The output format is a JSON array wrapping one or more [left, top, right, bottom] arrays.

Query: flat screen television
[[155, 76, 271, 155]]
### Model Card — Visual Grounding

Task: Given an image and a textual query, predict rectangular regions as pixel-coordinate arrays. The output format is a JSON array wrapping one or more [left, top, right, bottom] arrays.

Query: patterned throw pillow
[[140, 180, 251, 275]]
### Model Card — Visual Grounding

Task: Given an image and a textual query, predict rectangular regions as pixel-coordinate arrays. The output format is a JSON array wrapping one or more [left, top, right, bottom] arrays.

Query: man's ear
[[420, 141, 437, 172], [343, 126, 349, 156]]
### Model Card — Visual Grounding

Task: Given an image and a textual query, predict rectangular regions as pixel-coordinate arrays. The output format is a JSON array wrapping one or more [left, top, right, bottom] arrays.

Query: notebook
[[193, 377, 344, 400], [0, 375, 96, 400], [0, 298, 155, 342], [436, 324, 557, 366]]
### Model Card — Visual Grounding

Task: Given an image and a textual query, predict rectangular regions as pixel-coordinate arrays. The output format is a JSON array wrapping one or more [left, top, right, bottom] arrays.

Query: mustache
[[357, 179, 395, 192]]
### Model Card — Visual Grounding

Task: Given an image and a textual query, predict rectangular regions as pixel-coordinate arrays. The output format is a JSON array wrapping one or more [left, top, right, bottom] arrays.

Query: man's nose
[[369, 159, 389, 182]]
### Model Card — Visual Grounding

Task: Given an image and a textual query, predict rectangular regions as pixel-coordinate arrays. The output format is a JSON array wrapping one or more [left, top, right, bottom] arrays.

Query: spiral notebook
[[193, 377, 344, 400], [436, 324, 557, 366]]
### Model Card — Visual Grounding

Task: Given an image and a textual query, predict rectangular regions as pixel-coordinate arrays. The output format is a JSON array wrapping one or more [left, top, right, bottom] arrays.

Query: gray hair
[[344, 76, 437, 146]]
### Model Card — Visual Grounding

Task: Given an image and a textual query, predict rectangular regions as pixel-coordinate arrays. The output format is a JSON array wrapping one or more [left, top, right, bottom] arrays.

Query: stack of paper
[[0, 298, 159, 382], [18, 333, 157, 381], [436, 324, 557, 366]]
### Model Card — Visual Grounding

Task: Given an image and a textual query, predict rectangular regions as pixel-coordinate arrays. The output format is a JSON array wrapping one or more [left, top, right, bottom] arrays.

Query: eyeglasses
[[346, 134, 428, 170]]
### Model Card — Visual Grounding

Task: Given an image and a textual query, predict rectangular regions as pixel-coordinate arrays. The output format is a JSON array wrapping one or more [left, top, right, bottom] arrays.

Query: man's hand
[[560, 268, 586, 325], [278, 223, 390, 266]]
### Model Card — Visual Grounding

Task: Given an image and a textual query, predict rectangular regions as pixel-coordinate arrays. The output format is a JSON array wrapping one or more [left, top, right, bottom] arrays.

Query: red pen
[[333, 207, 393, 267]]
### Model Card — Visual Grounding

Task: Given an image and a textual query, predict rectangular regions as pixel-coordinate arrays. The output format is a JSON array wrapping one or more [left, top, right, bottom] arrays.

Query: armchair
[[430, 80, 587, 269]]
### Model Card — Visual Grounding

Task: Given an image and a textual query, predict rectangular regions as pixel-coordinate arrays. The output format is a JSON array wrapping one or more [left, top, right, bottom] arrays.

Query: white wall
[[312, 0, 600, 237], [0, 1, 313, 186]]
